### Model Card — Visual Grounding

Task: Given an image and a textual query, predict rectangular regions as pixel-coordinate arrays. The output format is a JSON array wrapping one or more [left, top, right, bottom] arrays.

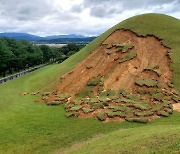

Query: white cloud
[[0, 0, 179, 36]]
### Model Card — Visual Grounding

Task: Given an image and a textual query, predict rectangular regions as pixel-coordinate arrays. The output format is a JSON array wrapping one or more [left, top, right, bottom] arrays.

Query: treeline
[[0, 37, 85, 77]]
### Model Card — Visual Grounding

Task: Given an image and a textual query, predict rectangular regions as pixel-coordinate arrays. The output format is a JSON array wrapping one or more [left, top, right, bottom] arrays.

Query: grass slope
[[0, 13, 180, 153]]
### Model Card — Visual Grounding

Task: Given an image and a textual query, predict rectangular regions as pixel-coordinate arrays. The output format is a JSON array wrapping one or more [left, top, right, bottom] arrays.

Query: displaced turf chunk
[[137, 89, 148, 95], [91, 103, 104, 109], [125, 117, 148, 123], [152, 93, 164, 100], [43, 92, 50, 96], [119, 50, 137, 63], [47, 101, 61, 106], [66, 112, 79, 117], [145, 65, 162, 76], [133, 102, 151, 110], [87, 76, 101, 86], [114, 56, 119, 61], [106, 44, 113, 49], [57, 93, 70, 100], [135, 79, 158, 87], [86, 65, 93, 69], [122, 44, 133, 53], [97, 112, 106, 121], [134, 111, 154, 117], [157, 110, 169, 117], [70, 105, 83, 111], [82, 108, 95, 113], [105, 110, 126, 118], [106, 50, 113, 55], [108, 105, 126, 112]]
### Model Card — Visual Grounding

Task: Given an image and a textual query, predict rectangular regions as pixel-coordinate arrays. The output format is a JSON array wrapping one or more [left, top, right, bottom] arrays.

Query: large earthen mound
[[41, 29, 180, 123]]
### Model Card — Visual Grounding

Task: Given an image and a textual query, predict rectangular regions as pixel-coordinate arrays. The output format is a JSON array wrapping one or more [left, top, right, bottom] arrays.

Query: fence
[[0, 63, 49, 84]]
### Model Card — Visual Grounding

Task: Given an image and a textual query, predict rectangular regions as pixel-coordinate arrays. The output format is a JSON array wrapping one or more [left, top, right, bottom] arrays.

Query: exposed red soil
[[55, 29, 171, 97]]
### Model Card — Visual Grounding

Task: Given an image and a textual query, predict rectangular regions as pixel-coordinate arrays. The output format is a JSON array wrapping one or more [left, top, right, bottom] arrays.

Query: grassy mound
[[0, 13, 180, 153]]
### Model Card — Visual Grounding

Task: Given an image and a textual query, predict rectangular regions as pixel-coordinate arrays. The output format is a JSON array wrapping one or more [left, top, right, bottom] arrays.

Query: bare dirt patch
[[173, 103, 180, 111], [55, 29, 171, 96]]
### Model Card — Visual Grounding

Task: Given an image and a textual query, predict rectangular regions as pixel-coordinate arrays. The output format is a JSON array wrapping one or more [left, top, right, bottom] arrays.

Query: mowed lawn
[[0, 62, 180, 154]]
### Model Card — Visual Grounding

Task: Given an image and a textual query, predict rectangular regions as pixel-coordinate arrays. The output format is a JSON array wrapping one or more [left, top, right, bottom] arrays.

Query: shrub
[[119, 50, 137, 63], [135, 79, 158, 87], [97, 112, 106, 121], [87, 76, 101, 86]]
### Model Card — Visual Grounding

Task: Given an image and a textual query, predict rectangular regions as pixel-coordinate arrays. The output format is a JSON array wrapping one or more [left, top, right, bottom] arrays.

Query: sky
[[0, 0, 179, 36]]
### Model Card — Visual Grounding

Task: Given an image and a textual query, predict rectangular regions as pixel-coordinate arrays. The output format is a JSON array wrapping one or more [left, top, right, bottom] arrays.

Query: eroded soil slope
[[41, 29, 180, 123], [56, 29, 171, 96]]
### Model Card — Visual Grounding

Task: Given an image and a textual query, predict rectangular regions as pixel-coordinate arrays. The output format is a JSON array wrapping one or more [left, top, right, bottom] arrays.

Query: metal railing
[[0, 63, 49, 84]]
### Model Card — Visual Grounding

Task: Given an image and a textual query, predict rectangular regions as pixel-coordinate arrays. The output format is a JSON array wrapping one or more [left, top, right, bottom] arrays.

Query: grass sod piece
[[114, 56, 120, 61], [145, 65, 162, 76], [136, 89, 148, 95], [133, 102, 151, 110], [42, 92, 51, 96], [86, 65, 93, 69], [106, 50, 114, 55], [119, 50, 137, 63], [105, 110, 126, 118], [106, 44, 113, 49], [97, 111, 106, 121], [108, 105, 127, 112], [126, 94, 142, 101], [65, 112, 79, 118], [82, 107, 95, 113], [57, 93, 71, 101], [134, 111, 154, 117], [122, 44, 134, 53], [46, 101, 61, 106], [164, 108, 173, 114], [157, 110, 169, 117], [152, 93, 164, 101], [125, 117, 148, 123], [70, 105, 83, 111], [87, 76, 101, 86], [91, 102, 104, 109], [135, 79, 158, 87]]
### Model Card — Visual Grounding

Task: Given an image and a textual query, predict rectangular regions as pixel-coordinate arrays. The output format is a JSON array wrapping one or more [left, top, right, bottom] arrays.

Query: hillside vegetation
[[0, 13, 180, 153]]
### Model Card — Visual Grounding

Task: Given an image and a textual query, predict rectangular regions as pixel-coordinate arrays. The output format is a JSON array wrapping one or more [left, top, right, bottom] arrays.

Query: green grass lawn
[[0, 13, 180, 154]]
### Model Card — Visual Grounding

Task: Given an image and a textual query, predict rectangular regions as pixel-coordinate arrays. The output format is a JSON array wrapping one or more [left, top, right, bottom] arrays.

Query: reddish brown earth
[[55, 29, 172, 97]]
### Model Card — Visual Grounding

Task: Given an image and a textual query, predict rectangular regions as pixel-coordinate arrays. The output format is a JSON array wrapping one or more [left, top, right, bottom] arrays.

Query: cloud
[[0, 0, 179, 36]]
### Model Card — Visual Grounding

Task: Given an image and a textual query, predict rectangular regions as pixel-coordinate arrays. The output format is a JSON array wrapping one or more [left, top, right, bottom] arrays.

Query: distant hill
[[0, 32, 96, 43]]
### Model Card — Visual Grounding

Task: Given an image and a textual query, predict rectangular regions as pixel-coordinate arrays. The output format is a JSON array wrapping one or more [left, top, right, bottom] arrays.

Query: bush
[[97, 112, 106, 121], [119, 50, 137, 63]]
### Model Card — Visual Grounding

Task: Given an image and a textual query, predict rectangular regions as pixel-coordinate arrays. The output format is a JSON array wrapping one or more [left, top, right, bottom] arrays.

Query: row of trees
[[0, 37, 85, 77]]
